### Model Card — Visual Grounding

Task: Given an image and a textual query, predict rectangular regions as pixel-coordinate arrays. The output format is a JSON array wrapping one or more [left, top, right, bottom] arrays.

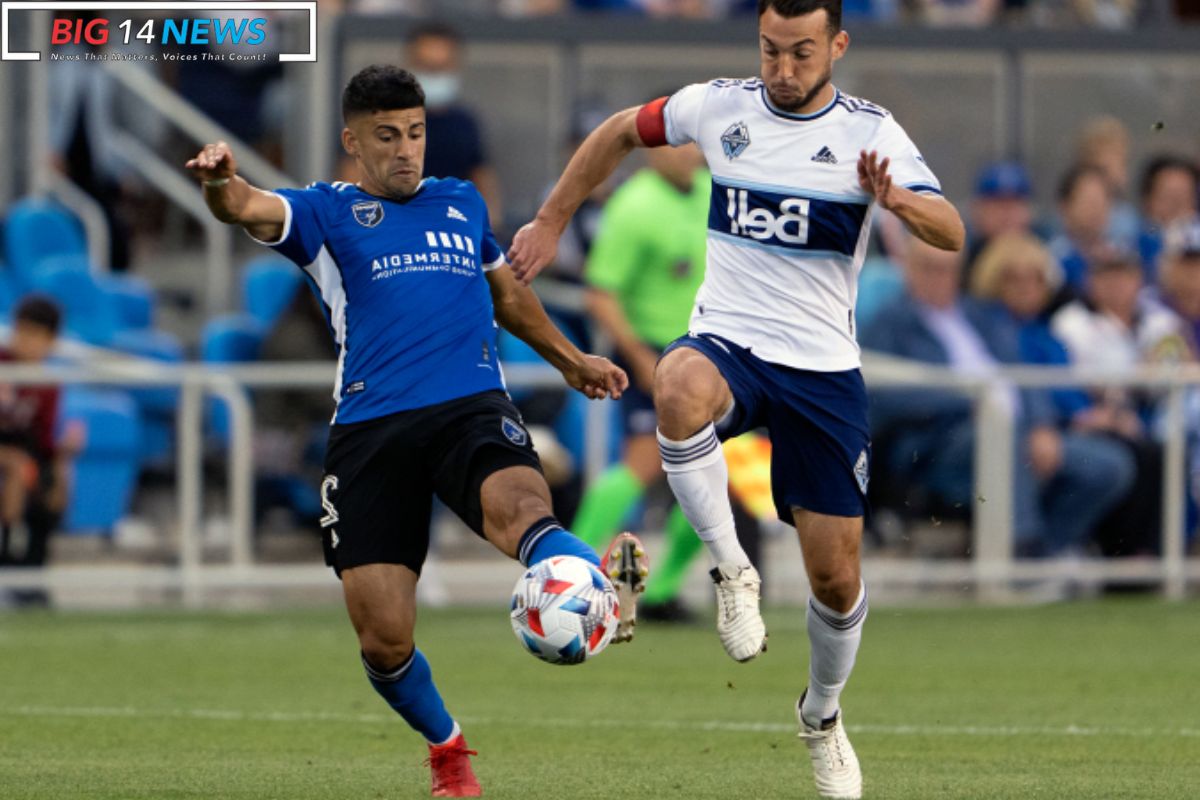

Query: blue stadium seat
[[98, 274, 156, 330], [856, 257, 904, 331], [110, 328, 185, 466], [60, 388, 142, 535], [201, 313, 266, 440], [28, 264, 119, 345], [3, 199, 88, 289], [242, 256, 301, 329]]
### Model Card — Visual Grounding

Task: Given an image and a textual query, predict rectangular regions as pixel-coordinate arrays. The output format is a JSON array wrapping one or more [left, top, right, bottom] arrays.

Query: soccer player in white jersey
[[510, 2, 964, 797]]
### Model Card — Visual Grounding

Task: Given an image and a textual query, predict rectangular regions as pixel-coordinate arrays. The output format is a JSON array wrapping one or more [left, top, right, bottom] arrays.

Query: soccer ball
[[510, 556, 620, 665]]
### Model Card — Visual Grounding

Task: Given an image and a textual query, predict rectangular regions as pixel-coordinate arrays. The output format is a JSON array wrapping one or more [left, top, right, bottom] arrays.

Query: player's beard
[[767, 61, 833, 113]]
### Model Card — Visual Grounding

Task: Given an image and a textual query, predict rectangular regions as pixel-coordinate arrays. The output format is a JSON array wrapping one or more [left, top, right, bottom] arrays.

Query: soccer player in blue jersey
[[186, 64, 647, 799]]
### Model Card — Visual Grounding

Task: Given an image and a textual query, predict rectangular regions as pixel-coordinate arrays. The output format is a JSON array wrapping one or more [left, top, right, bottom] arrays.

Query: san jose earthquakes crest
[[720, 121, 750, 160], [502, 416, 528, 447], [352, 200, 384, 228]]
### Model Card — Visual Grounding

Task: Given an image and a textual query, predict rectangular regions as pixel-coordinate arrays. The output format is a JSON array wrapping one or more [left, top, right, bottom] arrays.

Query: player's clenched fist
[[185, 141, 238, 183], [563, 354, 628, 401]]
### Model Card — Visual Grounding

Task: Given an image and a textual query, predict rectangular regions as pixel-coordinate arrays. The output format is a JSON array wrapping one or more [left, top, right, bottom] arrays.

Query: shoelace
[[717, 575, 756, 623]]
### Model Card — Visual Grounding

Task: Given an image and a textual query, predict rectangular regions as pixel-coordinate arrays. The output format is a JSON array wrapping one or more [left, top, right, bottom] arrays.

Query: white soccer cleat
[[601, 532, 649, 643], [797, 698, 862, 799], [709, 562, 767, 662]]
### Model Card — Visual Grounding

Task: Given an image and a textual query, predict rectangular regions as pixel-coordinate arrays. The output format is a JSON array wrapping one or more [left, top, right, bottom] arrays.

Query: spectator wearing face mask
[[405, 22, 504, 230]]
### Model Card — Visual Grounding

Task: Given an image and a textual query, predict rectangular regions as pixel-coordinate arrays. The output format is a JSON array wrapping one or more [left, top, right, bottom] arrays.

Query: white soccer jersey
[[661, 78, 943, 371]]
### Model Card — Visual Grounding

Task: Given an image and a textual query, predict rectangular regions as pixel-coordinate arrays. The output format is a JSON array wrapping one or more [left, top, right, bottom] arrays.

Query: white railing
[[0, 357, 1196, 602]]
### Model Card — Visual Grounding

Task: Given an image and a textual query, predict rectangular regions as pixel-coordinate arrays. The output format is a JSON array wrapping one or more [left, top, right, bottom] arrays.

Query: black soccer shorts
[[318, 390, 543, 577]]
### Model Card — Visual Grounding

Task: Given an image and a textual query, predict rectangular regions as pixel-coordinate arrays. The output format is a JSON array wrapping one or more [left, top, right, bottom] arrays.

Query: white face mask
[[414, 72, 461, 109]]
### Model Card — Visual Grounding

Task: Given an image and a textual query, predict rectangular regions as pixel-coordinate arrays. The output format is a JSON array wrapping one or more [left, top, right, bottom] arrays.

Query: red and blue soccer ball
[[510, 556, 620, 665]]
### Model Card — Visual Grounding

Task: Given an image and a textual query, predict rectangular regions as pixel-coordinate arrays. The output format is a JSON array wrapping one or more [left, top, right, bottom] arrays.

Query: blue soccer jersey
[[253, 178, 507, 424]]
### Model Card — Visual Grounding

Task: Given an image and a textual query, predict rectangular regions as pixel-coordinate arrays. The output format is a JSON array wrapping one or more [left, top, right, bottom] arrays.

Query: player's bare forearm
[[489, 268, 581, 372], [186, 141, 285, 242], [488, 267, 628, 399], [509, 107, 645, 284], [536, 108, 643, 232], [886, 189, 965, 252]]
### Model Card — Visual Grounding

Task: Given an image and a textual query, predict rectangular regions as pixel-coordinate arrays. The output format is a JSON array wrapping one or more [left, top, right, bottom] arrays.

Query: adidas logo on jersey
[[447, 206, 468, 222], [811, 146, 838, 165]]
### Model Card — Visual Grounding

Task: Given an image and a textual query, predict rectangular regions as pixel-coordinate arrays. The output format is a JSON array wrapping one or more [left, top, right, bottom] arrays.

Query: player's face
[[758, 8, 848, 114], [343, 108, 427, 199]]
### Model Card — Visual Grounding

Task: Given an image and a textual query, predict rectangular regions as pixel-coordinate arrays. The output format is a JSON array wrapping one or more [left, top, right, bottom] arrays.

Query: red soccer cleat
[[427, 733, 481, 797]]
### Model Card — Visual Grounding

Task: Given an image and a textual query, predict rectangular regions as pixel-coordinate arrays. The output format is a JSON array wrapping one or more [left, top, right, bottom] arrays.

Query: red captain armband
[[636, 96, 670, 147]]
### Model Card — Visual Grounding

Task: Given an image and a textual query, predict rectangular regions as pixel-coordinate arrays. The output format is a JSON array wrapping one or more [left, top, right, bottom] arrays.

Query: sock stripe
[[659, 433, 721, 464], [518, 518, 564, 566], [362, 651, 416, 684], [808, 594, 868, 632]]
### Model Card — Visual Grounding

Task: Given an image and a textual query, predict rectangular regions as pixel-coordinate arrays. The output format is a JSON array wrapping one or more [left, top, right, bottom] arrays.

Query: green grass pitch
[[1, 598, 1197, 799]]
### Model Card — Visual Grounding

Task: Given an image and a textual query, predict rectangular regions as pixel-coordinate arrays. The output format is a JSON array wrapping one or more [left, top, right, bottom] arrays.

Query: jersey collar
[[355, 177, 429, 204], [759, 86, 840, 122]]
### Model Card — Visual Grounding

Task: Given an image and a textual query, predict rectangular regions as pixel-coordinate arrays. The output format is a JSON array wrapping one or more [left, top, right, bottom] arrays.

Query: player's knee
[[358, 628, 414, 671], [654, 360, 718, 431], [809, 566, 860, 614], [485, 489, 551, 557]]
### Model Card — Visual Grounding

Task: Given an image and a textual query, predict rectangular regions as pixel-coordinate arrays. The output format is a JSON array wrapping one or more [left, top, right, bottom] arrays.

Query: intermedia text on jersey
[[1, 2, 317, 62]]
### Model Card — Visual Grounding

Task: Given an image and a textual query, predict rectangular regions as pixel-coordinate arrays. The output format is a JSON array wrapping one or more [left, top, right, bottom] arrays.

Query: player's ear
[[831, 30, 849, 61], [341, 127, 358, 158]]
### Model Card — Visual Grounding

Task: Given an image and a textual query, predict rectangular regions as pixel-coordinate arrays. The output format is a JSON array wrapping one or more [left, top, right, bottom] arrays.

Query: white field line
[[1, 705, 1197, 739]]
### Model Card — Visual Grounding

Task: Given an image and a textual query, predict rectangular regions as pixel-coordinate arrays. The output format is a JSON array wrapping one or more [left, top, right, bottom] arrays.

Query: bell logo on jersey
[[724, 187, 810, 245], [709, 178, 869, 257]]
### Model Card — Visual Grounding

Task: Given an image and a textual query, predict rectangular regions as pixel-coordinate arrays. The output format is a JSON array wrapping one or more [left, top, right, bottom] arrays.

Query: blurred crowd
[[325, 0, 1199, 28], [859, 119, 1200, 559]]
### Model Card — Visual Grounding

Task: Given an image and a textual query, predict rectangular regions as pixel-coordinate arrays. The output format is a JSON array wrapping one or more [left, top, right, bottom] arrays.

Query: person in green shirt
[[573, 143, 717, 620]]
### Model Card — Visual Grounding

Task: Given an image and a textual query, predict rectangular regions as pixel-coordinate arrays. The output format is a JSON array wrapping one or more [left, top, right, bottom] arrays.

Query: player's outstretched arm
[[508, 106, 647, 285], [185, 140, 287, 243], [486, 265, 628, 400], [858, 149, 965, 252]]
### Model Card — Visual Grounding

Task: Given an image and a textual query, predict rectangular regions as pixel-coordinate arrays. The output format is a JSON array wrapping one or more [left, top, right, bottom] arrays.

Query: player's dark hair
[[758, 0, 842, 32], [1139, 155, 1200, 201], [1057, 163, 1110, 204], [342, 64, 425, 123], [405, 21, 462, 47], [14, 295, 61, 335]]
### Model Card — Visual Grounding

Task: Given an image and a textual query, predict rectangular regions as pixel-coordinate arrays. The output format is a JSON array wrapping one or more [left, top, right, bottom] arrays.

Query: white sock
[[657, 423, 750, 569], [801, 582, 867, 726]]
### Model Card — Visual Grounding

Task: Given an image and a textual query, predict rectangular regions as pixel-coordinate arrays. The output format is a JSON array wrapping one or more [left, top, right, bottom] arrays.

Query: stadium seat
[[28, 263, 119, 345], [60, 387, 142, 535], [242, 256, 301, 329], [855, 257, 904, 331], [99, 275, 156, 330], [201, 313, 266, 441], [110, 328, 185, 466], [3, 199, 88, 289]]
